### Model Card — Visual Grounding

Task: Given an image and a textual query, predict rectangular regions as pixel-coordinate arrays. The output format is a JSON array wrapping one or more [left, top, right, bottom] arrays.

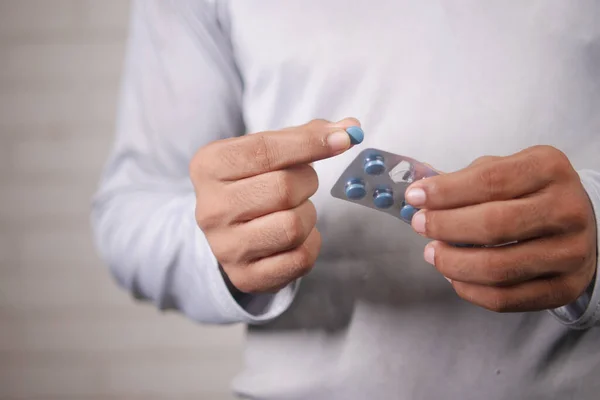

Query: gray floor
[[0, 1, 244, 398]]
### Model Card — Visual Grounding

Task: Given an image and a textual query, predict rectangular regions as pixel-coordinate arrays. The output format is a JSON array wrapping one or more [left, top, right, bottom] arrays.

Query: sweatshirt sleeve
[[548, 169, 600, 329], [90, 0, 297, 325]]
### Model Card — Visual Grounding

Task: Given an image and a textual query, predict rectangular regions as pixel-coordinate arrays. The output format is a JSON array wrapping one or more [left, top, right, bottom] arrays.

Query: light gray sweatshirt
[[92, 1, 600, 399]]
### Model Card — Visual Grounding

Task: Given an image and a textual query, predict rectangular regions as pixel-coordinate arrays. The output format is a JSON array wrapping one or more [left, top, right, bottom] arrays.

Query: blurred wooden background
[[0, 1, 244, 398]]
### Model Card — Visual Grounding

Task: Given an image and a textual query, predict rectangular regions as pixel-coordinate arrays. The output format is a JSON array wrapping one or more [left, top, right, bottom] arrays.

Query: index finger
[[207, 118, 363, 181], [404, 148, 559, 210]]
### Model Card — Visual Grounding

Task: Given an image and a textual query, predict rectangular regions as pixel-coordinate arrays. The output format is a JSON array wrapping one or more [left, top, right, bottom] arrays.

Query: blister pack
[[330, 148, 439, 225]]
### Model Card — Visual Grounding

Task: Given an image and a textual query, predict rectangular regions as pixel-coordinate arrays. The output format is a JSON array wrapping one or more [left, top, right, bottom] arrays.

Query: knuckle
[[306, 119, 329, 131], [562, 196, 592, 232], [289, 247, 314, 276], [304, 200, 318, 228], [432, 248, 450, 275], [470, 155, 497, 168], [486, 291, 513, 313], [455, 284, 515, 313], [343, 117, 361, 126], [477, 252, 506, 283], [561, 238, 591, 269], [274, 171, 296, 209], [207, 239, 229, 262], [481, 204, 525, 245], [330, 117, 361, 128], [521, 200, 544, 230], [229, 242, 251, 264], [547, 278, 576, 308], [453, 284, 476, 304], [479, 207, 505, 244], [529, 144, 557, 158], [195, 198, 227, 231], [479, 212, 496, 243], [252, 134, 276, 173], [486, 266, 507, 285], [195, 208, 218, 231], [311, 228, 323, 252], [206, 234, 245, 265], [439, 254, 479, 284], [518, 151, 544, 177], [537, 145, 572, 179], [301, 164, 320, 194], [189, 144, 216, 178], [423, 212, 436, 237], [304, 120, 330, 150], [545, 146, 570, 168], [487, 263, 525, 285], [308, 174, 319, 197], [303, 228, 322, 260], [221, 267, 249, 292], [281, 212, 306, 247], [292, 120, 332, 159], [230, 274, 257, 294], [477, 164, 506, 200], [471, 156, 487, 167]]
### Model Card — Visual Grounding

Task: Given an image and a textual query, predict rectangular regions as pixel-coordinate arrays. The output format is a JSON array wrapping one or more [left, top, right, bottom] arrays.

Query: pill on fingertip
[[373, 187, 394, 209], [346, 126, 364, 145], [345, 178, 367, 200], [364, 154, 386, 175]]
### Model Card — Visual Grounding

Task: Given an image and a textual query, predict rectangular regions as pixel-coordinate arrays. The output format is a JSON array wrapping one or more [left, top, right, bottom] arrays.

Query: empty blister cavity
[[373, 187, 394, 209], [345, 178, 367, 200], [389, 160, 415, 184], [364, 154, 386, 175]]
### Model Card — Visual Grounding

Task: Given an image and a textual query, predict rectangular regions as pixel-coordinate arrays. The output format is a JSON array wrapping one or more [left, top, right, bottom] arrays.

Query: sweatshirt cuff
[[193, 224, 298, 325], [548, 170, 600, 329], [206, 250, 299, 325]]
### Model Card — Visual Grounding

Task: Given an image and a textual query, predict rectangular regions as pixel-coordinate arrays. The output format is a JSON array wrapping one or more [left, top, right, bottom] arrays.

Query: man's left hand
[[405, 145, 597, 313]]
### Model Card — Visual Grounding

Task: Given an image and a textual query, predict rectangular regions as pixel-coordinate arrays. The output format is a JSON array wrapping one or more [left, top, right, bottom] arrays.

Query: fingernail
[[327, 130, 351, 153], [424, 244, 435, 265], [345, 126, 364, 145], [412, 211, 426, 234], [405, 187, 426, 206]]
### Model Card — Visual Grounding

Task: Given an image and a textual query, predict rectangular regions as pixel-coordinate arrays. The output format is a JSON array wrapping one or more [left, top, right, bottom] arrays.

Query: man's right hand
[[190, 118, 362, 294]]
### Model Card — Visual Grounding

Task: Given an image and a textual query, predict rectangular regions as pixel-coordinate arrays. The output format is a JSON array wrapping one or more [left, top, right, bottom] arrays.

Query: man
[[92, 1, 600, 399]]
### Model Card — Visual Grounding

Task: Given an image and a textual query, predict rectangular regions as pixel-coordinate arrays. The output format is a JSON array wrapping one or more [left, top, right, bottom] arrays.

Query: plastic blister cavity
[[330, 148, 439, 224]]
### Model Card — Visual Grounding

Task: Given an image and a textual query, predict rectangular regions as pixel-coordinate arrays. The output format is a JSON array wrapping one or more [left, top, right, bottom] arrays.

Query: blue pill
[[346, 126, 364, 145], [345, 179, 366, 200], [364, 155, 385, 175], [400, 204, 418, 222], [373, 188, 394, 209]]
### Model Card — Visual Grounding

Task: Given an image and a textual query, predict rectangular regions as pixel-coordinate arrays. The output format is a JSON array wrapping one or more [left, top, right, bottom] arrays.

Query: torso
[[220, 1, 600, 398]]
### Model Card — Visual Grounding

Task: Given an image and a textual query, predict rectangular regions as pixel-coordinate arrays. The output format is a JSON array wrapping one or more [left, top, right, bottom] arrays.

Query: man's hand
[[405, 145, 597, 313], [190, 119, 361, 294]]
